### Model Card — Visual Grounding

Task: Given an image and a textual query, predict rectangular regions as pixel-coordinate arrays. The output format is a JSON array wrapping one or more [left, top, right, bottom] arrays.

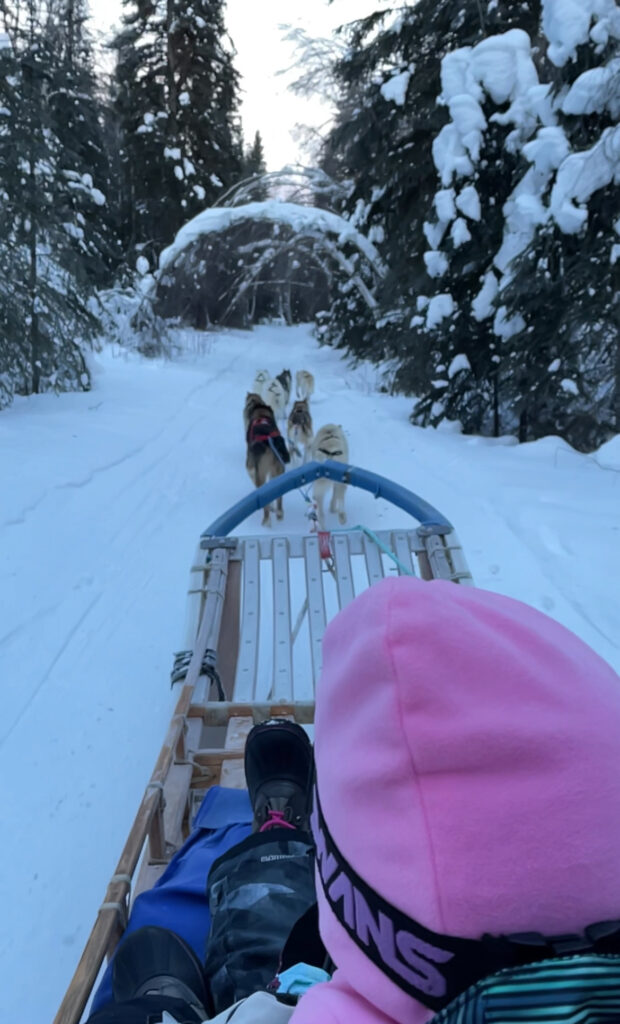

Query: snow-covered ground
[[1, 323, 619, 1023]]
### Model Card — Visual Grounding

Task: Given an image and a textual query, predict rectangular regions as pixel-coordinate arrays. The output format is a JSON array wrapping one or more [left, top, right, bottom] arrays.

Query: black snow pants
[[204, 828, 316, 1014]]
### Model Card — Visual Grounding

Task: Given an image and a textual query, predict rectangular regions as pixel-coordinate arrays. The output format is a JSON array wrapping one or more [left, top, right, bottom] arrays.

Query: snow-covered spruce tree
[[0, 0, 102, 406], [47, 0, 120, 287], [318, 0, 541, 406], [407, 6, 545, 435], [112, 0, 243, 268], [498, 1, 620, 447]]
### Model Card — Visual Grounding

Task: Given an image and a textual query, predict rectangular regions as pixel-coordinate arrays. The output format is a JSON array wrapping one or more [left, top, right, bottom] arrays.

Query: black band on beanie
[[312, 783, 620, 1011]]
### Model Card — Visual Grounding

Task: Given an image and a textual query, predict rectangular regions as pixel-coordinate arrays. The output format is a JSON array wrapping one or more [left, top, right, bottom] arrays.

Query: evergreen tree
[[113, 0, 243, 266], [0, 0, 103, 405], [241, 130, 268, 200], [498, 6, 620, 445], [244, 130, 267, 178], [320, 0, 617, 448], [320, 2, 541, 419], [404, 1, 542, 436], [48, 0, 120, 287]]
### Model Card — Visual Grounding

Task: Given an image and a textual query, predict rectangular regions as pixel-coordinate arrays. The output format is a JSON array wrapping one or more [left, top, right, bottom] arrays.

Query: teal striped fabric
[[430, 955, 620, 1024]]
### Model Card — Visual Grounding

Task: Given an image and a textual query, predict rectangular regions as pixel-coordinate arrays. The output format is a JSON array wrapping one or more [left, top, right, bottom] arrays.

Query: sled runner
[[55, 460, 472, 1024]]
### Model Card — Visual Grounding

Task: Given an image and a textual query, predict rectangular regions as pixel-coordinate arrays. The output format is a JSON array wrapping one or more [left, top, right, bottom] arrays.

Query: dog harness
[[247, 416, 282, 446]]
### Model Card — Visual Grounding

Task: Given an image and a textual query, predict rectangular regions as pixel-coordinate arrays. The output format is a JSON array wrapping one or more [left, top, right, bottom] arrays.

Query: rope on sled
[[267, 436, 319, 531], [353, 525, 416, 577]]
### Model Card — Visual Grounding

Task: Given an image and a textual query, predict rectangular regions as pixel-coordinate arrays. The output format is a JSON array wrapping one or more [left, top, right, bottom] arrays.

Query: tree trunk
[[518, 407, 528, 444], [28, 219, 40, 393], [610, 307, 614, 432], [492, 368, 500, 436], [166, 0, 178, 138], [283, 282, 292, 325], [25, 44, 40, 393], [65, 0, 75, 67]]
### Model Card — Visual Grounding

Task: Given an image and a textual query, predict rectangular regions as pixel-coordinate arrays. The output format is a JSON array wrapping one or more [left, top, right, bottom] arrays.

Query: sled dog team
[[244, 368, 349, 528]]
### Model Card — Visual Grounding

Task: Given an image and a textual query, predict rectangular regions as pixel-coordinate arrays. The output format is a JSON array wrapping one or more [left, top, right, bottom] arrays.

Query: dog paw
[[276, 508, 284, 520]]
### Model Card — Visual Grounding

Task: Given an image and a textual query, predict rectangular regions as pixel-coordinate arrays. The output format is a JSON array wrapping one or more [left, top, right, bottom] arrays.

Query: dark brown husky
[[287, 399, 314, 465], [244, 392, 290, 526]]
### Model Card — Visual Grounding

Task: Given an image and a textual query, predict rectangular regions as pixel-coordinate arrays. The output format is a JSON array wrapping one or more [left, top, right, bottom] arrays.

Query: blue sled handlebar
[[201, 460, 452, 539]]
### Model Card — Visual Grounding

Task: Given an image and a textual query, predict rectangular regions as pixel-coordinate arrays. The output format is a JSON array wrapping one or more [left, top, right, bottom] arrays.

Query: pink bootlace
[[259, 810, 297, 832]]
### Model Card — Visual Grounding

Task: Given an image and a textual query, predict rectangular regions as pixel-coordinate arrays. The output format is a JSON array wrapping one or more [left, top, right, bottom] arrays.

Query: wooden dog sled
[[55, 460, 473, 1024]]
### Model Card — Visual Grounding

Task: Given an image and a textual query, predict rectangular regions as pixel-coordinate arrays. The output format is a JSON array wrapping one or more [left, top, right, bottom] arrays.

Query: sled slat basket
[[54, 461, 473, 1024]]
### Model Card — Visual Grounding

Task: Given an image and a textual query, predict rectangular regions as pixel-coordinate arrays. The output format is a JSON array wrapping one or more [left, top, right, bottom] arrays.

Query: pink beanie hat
[[305, 577, 620, 1024]]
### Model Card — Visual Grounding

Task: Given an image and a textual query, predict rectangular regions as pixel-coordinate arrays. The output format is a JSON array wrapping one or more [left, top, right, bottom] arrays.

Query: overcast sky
[[90, 0, 383, 169]]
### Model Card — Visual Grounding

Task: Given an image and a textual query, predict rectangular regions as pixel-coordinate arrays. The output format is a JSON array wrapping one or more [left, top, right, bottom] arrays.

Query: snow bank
[[159, 200, 383, 273], [596, 434, 620, 469]]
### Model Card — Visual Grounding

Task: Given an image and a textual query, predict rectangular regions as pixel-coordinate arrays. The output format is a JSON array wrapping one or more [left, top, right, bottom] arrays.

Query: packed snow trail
[[0, 324, 618, 1023]]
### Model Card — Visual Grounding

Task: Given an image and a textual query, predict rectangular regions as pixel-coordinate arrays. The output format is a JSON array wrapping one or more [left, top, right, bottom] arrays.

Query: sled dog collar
[[311, 783, 620, 1011]]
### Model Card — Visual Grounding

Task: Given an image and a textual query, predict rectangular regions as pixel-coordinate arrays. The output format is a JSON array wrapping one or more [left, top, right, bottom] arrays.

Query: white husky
[[311, 424, 349, 526], [253, 369, 270, 398], [295, 370, 315, 401], [264, 377, 288, 422]]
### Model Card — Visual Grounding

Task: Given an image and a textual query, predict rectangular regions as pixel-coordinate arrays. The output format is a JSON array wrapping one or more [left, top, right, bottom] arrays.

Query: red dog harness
[[247, 415, 282, 446]]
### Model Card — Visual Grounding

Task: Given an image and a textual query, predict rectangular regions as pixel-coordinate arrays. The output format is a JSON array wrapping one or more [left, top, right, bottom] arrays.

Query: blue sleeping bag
[[90, 786, 252, 1014]]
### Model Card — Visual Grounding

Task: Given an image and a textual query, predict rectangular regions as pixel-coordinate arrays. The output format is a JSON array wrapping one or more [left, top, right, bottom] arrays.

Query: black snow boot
[[244, 718, 314, 832], [110, 926, 208, 1020]]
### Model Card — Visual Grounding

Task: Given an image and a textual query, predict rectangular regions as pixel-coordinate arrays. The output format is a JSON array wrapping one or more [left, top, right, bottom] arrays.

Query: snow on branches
[[541, 0, 620, 66], [425, 25, 619, 320], [154, 200, 384, 328]]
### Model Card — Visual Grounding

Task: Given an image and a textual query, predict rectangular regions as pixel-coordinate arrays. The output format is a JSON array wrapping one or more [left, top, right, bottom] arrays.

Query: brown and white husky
[[287, 399, 314, 466], [311, 424, 349, 526], [244, 392, 290, 526]]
